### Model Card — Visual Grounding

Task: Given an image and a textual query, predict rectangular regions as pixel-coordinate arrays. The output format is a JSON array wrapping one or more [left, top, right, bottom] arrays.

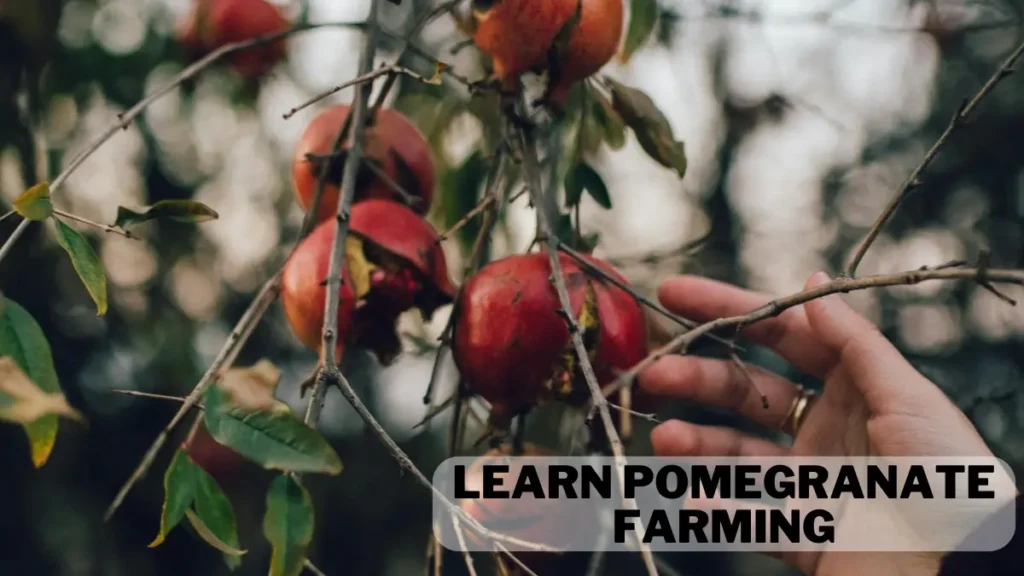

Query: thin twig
[[0, 20, 368, 266], [284, 62, 445, 120], [452, 513, 479, 576], [361, 156, 422, 208], [303, 559, 328, 576], [104, 276, 280, 520], [0, 209, 15, 224], [436, 195, 496, 243], [557, 242, 739, 350], [53, 209, 136, 239], [304, 0, 380, 428], [605, 264, 1024, 397], [845, 39, 1024, 276], [512, 92, 660, 576], [423, 148, 508, 408], [109, 389, 197, 407]]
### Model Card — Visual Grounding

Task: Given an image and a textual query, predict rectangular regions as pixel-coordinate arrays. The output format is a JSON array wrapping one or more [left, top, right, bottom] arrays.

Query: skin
[[640, 271, 998, 576]]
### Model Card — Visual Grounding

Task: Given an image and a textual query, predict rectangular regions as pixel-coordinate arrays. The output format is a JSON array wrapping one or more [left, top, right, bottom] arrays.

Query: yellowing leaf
[[217, 359, 284, 412], [0, 358, 84, 424], [186, 509, 247, 557], [13, 182, 53, 221], [53, 219, 107, 315], [425, 62, 449, 85], [0, 296, 63, 467], [345, 236, 377, 300]]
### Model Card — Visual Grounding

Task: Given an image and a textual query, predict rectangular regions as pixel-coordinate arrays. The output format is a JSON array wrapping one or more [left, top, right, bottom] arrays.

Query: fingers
[[640, 355, 799, 429], [657, 276, 836, 377], [801, 272, 932, 412], [651, 420, 788, 458]]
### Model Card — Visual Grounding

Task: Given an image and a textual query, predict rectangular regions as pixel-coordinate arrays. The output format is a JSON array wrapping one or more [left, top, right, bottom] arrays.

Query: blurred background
[[1, 0, 1023, 574]]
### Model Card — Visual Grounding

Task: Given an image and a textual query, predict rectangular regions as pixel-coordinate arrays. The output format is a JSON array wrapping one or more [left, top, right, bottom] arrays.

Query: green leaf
[[590, 90, 627, 151], [605, 77, 687, 178], [53, 219, 107, 316], [621, 0, 659, 62], [263, 474, 315, 576], [203, 379, 342, 475], [191, 465, 244, 569], [150, 449, 200, 548], [565, 163, 612, 210], [114, 200, 219, 229], [0, 295, 61, 467], [13, 182, 53, 221]]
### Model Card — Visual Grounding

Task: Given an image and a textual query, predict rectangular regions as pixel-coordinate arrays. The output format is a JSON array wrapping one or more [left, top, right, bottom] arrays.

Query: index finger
[[658, 275, 837, 377]]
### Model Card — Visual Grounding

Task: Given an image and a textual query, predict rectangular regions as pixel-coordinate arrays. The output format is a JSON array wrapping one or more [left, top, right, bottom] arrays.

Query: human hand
[[640, 272, 995, 575]]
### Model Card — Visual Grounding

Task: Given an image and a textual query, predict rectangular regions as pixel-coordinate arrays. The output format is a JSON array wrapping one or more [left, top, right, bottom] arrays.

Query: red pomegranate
[[292, 105, 435, 223], [281, 219, 357, 362], [452, 252, 647, 428], [281, 200, 456, 365], [178, 0, 290, 78], [347, 199, 456, 363]]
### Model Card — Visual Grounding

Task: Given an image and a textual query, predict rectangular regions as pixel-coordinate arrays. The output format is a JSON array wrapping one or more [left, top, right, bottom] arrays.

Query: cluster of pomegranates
[[471, 0, 625, 105]]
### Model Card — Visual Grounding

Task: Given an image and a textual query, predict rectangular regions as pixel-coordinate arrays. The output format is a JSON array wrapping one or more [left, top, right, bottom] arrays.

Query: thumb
[[802, 271, 929, 412]]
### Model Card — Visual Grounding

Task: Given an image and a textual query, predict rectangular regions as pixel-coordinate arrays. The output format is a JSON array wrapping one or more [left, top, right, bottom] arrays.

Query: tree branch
[[303, 0, 380, 428], [605, 264, 1024, 397], [844, 39, 1024, 277], [511, 93, 660, 576]]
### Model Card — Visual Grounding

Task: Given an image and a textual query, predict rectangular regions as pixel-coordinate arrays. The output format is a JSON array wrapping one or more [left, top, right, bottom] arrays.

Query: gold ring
[[780, 385, 817, 437]]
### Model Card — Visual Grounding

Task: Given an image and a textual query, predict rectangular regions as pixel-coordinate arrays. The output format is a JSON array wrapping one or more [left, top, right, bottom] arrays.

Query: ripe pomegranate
[[292, 105, 435, 223], [178, 0, 290, 78], [281, 219, 357, 362], [281, 200, 455, 365], [471, 0, 624, 105], [347, 199, 456, 363], [458, 443, 593, 571], [452, 252, 647, 428]]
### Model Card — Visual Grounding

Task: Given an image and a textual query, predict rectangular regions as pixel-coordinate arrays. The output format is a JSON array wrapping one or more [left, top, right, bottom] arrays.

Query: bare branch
[[511, 92, 660, 576], [303, 559, 328, 576], [845, 39, 1024, 276], [607, 265, 1024, 397], [104, 275, 279, 520], [436, 195, 497, 244], [451, 513, 479, 576], [108, 389, 196, 406], [304, 0, 381, 427], [284, 62, 445, 120]]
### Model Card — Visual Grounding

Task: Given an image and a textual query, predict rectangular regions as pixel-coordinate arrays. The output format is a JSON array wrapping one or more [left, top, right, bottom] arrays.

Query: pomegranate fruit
[[281, 219, 357, 362], [178, 0, 289, 78], [292, 105, 435, 223], [346, 199, 456, 363], [452, 252, 647, 428], [471, 0, 624, 105], [281, 200, 456, 365]]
